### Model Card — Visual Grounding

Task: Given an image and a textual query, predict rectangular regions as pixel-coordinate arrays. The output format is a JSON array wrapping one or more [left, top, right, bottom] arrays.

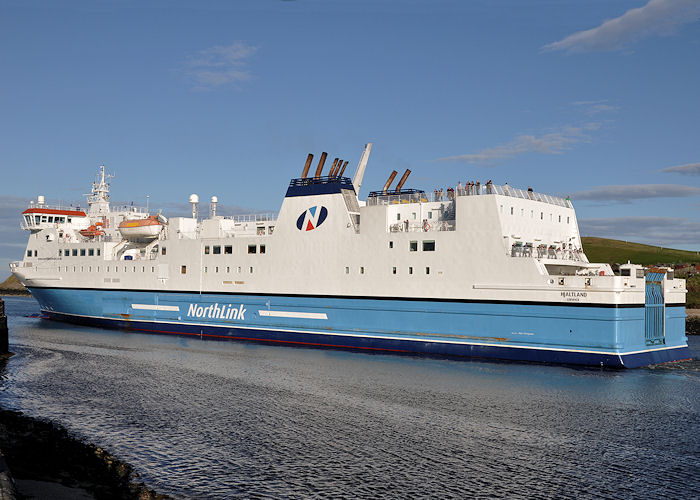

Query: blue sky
[[2, 0, 700, 278]]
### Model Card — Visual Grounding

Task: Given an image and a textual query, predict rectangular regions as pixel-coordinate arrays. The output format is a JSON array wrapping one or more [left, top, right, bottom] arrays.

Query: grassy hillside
[[0, 274, 29, 294], [581, 237, 700, 267]]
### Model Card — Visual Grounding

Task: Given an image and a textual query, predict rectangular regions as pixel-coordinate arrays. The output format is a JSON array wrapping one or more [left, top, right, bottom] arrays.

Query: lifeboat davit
[[118, 216, 163, 241]]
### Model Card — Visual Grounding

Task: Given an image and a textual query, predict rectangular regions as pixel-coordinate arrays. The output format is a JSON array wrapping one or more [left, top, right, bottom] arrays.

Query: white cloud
[[579, 216, 700, 247], [435, 123, 600, 165], [660, 162, 700, 175], [570, 100, 620, 115], [572, 184, 700, 202], [542, 0, 700, 54], [183, 41, 258, 90]]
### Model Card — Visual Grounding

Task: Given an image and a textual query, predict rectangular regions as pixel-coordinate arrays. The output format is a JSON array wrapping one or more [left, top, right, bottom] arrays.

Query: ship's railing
[[389, 220, 455, 233], [367, 185, 572, 209], [24, 202, 87, 212], [454, 184, 572, 208], [223, 213, 277, 223], [366, 190, 429, 206], [509, 242, 585, 261]]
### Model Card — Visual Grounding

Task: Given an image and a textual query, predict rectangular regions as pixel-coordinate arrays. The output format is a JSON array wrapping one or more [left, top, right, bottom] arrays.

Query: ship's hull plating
[[29, 287, 691, 368]]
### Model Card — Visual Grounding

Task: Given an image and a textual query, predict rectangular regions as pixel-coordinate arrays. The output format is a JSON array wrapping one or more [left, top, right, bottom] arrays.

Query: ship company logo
[[188, 303, 246, 320], [296, 205, 328, 231]]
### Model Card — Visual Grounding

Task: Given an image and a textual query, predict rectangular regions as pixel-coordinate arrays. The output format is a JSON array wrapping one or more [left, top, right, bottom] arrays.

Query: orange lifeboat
[[79, 223, 105, 238], [118, 216, 163, 241]]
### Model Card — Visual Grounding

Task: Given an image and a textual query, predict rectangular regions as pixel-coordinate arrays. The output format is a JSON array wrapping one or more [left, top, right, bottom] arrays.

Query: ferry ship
[[10, 144, 690, 368]]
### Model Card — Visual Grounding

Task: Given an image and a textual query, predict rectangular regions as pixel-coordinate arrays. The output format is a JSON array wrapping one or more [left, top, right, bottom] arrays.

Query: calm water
[[1, 296, 699, 499]]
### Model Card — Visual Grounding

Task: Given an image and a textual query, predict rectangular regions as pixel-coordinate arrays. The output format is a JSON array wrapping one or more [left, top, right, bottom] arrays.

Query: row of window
[[501, 205, 570, 223], [182, 266, 254, 274], [58, 248, 102, 257], [56, 265, 256, 275], [387, 240, 436, 251], [204, 244, 266, 255], [24, 215, 74, 225], [345, 266, 431, 275], [396, 211, 436, 221]]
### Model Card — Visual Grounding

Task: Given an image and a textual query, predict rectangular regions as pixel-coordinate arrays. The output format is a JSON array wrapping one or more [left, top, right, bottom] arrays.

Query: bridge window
[[225, 245, 232, 254], [67, 217, 72, 223], [41, 216, 47, 222], [35, 216, 41, 224], [48, 216, 53, 223], [422, 240, 435, 251], [409, 241, 418, 252], [213, 245, 221, 255]]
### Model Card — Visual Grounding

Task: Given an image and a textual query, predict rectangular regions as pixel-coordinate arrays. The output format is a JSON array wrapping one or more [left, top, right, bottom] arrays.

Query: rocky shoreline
[[0, 406, 169, 499]]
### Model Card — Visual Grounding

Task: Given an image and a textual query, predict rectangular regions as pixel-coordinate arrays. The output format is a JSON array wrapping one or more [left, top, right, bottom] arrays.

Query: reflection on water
[[1, 296, 699, 498]]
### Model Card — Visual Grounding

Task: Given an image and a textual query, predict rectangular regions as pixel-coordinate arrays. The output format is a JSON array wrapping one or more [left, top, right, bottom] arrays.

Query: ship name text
[[187, 303, 246, 320]]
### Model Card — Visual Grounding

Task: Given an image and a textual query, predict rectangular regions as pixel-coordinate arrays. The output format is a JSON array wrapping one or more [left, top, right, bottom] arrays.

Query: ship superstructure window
[[510, 207, 514, 215], [389, 241, 393, 249], [204, 246, 210, 255], [268, 226, 275, 234], [226, 267, 230, 273], [428, 211, 433, 219], [540, 212, 543, 220], [248, 245, 256, 254], [58, 250, 62, 256], [162, 247, 166, 255], [213, 245, 221, 254], [225, 245, 233, 254], [34, 250, 37, 257], [409, 266, 413, 275], [425, 267, 430, 274], [88, 249, 94, 256], [181, 265, 187, 274], [360, 266, 365, 274], [392, 267, 397, 274], [249, 267, 253, 273], [423, 240, 435, 251], [345, 266, 349, 274], [215, 267, 219, 273], [259, 245, 266, 254], [409, 241, 418, 252], [97, 249, 101, 256], [567, 217, 570, 224], [397, 213, 401, 221], [26, 250, 31, 257], [72, 249, 78, 256], [558, 215, 561, 223], [80, 249, 86, 256]]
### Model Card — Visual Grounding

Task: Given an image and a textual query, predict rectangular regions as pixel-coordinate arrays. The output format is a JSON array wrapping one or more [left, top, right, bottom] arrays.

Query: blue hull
[[29, 287, 691, 369]]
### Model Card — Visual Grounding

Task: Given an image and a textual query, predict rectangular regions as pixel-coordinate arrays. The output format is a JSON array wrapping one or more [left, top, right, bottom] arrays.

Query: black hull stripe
[[24, 285, 685, 309]]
